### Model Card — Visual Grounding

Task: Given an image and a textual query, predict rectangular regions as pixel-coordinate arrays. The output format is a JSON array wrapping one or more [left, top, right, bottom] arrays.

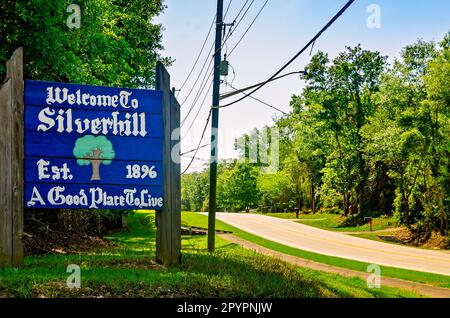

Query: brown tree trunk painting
[[90, 149, 103, 181]]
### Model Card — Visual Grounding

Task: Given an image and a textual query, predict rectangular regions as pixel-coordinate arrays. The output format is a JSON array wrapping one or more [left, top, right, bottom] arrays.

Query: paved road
[[213, 213, 450, 276]]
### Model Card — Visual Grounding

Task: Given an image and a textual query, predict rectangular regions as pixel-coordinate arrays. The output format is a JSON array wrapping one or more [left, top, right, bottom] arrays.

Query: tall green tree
[[217, 163, 260, 212], [181, 171, 209, 212], [299, 46, 387, 215], [0, 0, 169, 87], [362, 36, 449, 234]]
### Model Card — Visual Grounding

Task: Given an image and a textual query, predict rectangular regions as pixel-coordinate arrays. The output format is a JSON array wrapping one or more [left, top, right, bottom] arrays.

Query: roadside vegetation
[[0, 211, 421, 298], [182, 212, 450, 289], [255, 212, 399, 232], [182, 33, 450, 248]]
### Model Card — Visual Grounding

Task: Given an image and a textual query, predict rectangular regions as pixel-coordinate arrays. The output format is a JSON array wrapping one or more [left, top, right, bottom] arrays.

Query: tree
[[181, 170, 209, 212], [257, 171, 294, 212], [299, 46, 387, 215], [73, 135, 115, 181], [234, 126, 274, 169], [217, 163, 260, 212], [0, 0, 169, 87], [282, 103, 330, 212], [362, 36, 449, 235], [422, 35, 450, 235]]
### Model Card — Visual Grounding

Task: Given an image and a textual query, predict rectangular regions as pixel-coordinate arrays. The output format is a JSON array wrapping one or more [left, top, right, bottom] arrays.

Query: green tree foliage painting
[[73, 135, 115, 181]]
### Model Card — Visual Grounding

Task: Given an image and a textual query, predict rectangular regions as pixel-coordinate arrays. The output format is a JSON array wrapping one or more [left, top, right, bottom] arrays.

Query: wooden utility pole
[[207, 0, 224, 253], [0, 47, 24, 269], [156, 62, 181, 266]]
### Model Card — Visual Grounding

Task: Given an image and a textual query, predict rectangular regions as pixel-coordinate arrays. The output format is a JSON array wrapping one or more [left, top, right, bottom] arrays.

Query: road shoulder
[[220, 233, 450, 298]]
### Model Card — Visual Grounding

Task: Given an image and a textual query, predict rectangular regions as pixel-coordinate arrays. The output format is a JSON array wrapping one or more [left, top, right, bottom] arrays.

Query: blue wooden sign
[[24, 80, 164, 210]]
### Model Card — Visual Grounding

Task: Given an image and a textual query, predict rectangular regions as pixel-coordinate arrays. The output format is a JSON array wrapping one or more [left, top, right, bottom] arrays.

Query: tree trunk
[[91, 160, 102, 181], [310, 183, 316, 212], [343, 192, 349, 216], [403, 194, 409, 227]]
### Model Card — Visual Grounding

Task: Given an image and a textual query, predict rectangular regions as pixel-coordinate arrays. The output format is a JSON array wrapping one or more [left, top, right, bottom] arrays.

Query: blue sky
[[155, 0, 450, 172]]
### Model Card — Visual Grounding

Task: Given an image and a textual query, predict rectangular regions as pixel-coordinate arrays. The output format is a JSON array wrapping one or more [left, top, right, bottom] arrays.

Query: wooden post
[[0, 79, 13, 268], [155, 62, 181, 266], [0, 47, 24, 268]]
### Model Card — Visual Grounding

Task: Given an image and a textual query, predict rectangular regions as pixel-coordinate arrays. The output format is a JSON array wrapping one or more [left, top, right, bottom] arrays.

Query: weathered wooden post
[[155, 62, 181, 266], [0, 47, 24, 268]]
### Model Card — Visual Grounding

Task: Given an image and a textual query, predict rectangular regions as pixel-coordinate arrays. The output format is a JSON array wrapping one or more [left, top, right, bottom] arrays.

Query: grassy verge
[[350, 232, 405, 244], [182, 212, 450, 288], [0, 211, 420, 298], [254, 212, 399, 232]]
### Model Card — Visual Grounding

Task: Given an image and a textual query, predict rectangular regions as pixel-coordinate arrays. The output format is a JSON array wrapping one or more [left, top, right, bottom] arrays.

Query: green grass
[[256, 212, 399, 232], [0, 211, 420, 298], [182, 212, 450, 289], [350, 232, 405, 244]]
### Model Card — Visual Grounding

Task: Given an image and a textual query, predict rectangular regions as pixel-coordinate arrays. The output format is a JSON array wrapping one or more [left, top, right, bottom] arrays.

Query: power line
[[228, 0, 269, 57], [219, 0, 255, 57], [231, 0, 251, 25], [179, 0, 256, 125], [227, 0, 255, 39], [181, 0, 264, 177], [182, 80, 213, 139], [221, 0, 255, 56], [181, 143, 211, 156], [179, 45, 214, 106], [179, 0, 233, 106], [181, 154, 210, 162], [224, 0, 234, 22], [177, 15, 215, 97], [217, 0, 356, 109], [228, 62, 237, 86], [181, 64, 214, 126], [182, 110, 212, 175], [223, 80, 288, 115], [220, 70, 306, 100], [180, 165, 206, 171]]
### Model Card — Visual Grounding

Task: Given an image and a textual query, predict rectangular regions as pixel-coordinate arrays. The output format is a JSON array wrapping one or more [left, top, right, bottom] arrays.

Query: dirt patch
[[378, 229, 449, 250], [34, 282, 116, 298], [94, 258, 164, 270], [23, 209, 125, 256], [0, 291, 7, 298], [378, 235, 406, 244], [24, 231, 114, 255], [417, 232, 449, 250], [377, 228, 412, 245], [341, 227, 404, 235], [33, 281, 176, 298]]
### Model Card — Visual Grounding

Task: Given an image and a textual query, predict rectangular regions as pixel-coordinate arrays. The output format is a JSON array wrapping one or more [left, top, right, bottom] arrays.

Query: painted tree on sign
[[73, 135, 115, 181]]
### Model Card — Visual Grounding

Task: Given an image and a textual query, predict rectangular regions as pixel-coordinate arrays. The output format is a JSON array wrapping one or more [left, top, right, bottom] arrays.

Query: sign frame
[[23, 78, 165, 211], [0, 49, 181, 268]]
